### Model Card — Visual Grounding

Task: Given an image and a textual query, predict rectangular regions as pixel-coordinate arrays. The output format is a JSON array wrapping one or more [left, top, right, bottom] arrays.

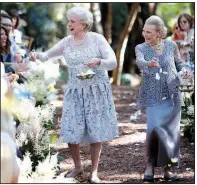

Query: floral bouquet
[[16, 104, 56, 170], [178, 67, 194, 86]]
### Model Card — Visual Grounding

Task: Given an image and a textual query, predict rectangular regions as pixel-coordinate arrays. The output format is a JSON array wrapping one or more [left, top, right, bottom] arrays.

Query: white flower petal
[[129, 103, 136, 106], [156, 73, 160, 80]]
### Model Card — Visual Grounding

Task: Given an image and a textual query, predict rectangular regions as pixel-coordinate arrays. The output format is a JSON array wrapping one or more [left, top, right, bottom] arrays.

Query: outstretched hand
[[148, 57, 160, 68], [29, 50, 38, 61]]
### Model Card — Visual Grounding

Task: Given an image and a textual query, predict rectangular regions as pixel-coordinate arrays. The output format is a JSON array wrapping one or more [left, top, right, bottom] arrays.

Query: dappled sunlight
[[180, 171, 195, 177], [105, 172, 143, 181], [107, 122, 147, 146], [0, 2, 194, 184], [115, 104, 131, 108], [108, 131, 146, 146], [119, 122, 147, 129], [50, 100, 63, 107]]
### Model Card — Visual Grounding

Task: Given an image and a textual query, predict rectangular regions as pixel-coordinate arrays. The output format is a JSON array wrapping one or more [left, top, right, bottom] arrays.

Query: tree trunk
[[123, 3, 155, 75], [90, 3, 103, 34], [148, 3, 158, 14], [112, 3, 139, 85], [104, 3, 112, 44]]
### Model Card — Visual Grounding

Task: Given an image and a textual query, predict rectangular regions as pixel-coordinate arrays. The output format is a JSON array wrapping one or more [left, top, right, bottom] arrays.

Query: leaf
[[50, 134, 57, 144], [57, 155, 64, 162]]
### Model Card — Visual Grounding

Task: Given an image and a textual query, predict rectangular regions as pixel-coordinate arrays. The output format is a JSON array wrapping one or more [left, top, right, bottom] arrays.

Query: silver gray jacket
[[135, 40, 185, 110]]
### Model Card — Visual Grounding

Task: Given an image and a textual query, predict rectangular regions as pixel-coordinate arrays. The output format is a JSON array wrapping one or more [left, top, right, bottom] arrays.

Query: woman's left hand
[[183, 69, 193, 79], [86, 58, 101, 68], [179, 68, 193, 79]]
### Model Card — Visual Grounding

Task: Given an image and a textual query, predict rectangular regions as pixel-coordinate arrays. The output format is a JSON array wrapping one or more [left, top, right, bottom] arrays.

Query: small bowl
[[76, 72, 95, 80]]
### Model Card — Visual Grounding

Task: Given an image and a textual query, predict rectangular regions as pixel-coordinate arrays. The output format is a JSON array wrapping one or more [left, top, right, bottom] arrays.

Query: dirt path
[[52, 85, 194, 183]]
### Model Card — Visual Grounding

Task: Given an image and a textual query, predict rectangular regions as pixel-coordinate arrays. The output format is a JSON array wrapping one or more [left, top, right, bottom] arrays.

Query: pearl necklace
[[73, 32, 88, 46], [150, 40, 164, 50]]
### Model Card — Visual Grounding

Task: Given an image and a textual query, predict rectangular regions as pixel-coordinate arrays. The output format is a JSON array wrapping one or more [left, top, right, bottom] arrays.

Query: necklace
[[73, 32, 88, 46], [150, 40, 164, 50]]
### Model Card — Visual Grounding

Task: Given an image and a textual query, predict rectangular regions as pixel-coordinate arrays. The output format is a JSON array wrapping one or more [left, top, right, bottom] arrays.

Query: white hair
[[67, 6, 93, 31], [145, 15, 168, 39]]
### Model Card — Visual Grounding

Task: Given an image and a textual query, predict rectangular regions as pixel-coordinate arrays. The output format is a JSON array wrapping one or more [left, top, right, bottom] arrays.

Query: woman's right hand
[[29, 51, 38, 61], [148, 57, 160, 68]]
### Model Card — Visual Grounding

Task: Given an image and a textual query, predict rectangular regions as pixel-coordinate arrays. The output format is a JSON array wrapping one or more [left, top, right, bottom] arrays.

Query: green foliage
[[121, 73, 132, 86], [181, 93, 194, 142], [112, 3, 128, 41], [50, 134, 58, 144], [182, 117, 194, 143], [57, 155, 64, 162], [35, 100, 45, 107], [1, 2, 90, 49], [19, 136, 50, 171], [59, 67, 68, 82], [156, 3, 193, 29], [44, 120, 54, 130]]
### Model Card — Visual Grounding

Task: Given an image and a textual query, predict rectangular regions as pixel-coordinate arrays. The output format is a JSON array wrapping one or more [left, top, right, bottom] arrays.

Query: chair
[[21, 35, 34, 53]]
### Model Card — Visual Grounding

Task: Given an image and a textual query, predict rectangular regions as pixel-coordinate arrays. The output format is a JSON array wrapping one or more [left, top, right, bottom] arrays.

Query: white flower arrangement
[[16, 104, 56, 149], [8, 57, 59, 105], [13, 98, 36, 124], [24, 58, 60, 79], [18, 152, 58, 183], [3, 55, 61, 180], [22, 71, 58, 104], [187, 105, 194, 115], [182, 92, 192, 103], [36, 104, 56, 123], [18, 152, 33, 182]]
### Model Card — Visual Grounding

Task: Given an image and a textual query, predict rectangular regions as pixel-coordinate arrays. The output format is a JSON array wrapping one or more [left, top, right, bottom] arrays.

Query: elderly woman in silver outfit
[[29, 6, 118, 183], [135, 15, 189, 182]]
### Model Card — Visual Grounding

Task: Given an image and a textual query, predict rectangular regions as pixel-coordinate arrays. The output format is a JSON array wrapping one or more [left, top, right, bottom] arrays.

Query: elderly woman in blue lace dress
[[29, 6, 118, 183], [135, 15, 188, 182]]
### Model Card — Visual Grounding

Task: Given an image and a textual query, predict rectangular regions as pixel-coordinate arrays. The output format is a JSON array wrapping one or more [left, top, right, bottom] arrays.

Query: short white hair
[[67, 6, 93, 31], [145, 15, 167, 39]]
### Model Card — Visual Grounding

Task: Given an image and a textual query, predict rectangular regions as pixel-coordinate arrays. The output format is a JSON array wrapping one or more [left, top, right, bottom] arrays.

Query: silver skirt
[[146, 98, 181, 167]]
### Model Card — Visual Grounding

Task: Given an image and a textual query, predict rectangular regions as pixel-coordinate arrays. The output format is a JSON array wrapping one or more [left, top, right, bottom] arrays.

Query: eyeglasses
[[1, 23, 13, 28], [180, 20, 188, 24]]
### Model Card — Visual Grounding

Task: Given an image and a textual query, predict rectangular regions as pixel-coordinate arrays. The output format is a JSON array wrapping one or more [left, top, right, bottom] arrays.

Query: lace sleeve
[[173, 41, 185, 72], [135, 45, 150, 74], [96, 34, 117, 71], [37, 36, 68, 61]]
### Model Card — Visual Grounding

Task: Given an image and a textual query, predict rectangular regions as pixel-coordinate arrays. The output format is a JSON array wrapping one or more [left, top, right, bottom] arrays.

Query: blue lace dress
[[135, 40, 185, 167], [37, 32, 119, 144]]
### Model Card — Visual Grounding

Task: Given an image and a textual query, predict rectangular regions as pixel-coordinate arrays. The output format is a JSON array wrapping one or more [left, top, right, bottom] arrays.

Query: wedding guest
[[29, 6, 118, 183], [135, 15, 188, 182]]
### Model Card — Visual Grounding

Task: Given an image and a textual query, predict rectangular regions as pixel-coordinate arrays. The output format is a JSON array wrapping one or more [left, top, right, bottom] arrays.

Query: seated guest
[[1, 13, 19, 63], [9, 9, 23, 44], [1, 26, 25, 84]]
